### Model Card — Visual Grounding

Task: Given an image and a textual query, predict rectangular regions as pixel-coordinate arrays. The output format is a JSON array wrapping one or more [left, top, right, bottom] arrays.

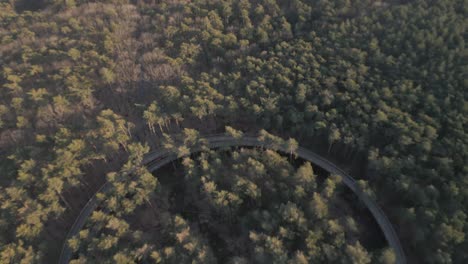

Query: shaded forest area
[[0, 0, 466, 263], [70, 146, 391, 263]]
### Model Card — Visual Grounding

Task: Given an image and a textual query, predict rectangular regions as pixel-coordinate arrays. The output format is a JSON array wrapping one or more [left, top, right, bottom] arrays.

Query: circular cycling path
[[59, 135, 406, 264]]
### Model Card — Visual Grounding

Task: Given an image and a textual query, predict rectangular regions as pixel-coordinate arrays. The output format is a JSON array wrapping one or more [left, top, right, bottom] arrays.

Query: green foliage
[[95, 109, 134, 152], [71, 148, 372, 262], [378, 248, 396, 264], [0, 0, 465, 262], [100, 67, 115, 84], [225, 126, 243, 138], [346, 241, 372, 264]]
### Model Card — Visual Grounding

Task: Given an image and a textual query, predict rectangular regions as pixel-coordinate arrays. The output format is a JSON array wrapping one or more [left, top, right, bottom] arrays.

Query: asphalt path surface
[[59, 135, 406, 264]]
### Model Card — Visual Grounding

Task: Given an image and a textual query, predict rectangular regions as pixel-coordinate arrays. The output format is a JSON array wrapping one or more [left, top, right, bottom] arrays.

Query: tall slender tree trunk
[[58, 192, 73, 212], [145, 198, 158, 217], [158, 122, 163, 133]]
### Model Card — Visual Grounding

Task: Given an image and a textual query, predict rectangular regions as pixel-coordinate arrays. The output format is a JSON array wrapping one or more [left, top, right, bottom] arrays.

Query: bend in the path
[[59, 135, 406, 264]]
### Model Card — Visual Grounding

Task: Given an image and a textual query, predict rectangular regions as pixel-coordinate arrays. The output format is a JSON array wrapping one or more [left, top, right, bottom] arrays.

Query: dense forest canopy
[[0, 0, 466, 263], [70, 147, 393, 263]]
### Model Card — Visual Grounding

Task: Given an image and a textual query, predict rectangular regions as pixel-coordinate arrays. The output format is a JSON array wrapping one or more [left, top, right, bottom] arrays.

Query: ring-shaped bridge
[[59, 135, 406, 264]]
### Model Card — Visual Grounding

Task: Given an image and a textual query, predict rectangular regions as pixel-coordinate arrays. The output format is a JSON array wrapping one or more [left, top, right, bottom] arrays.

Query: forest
[[0, 0, 466, 263], [69, 143, 394, 263]]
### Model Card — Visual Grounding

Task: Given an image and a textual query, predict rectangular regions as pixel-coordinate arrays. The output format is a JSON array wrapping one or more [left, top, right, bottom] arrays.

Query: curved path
[[59, 135, 406, 264]]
